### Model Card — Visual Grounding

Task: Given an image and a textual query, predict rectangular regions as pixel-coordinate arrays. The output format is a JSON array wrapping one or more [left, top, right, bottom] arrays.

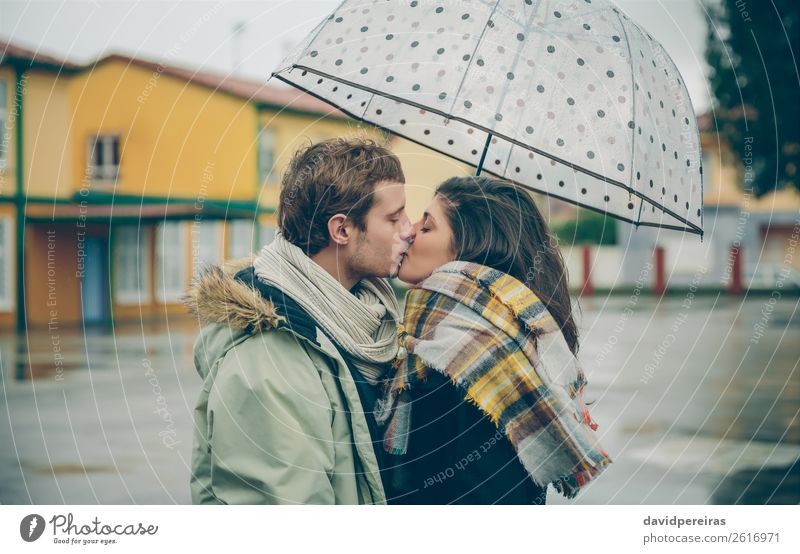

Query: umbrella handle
[[476, 133, 492, 176]]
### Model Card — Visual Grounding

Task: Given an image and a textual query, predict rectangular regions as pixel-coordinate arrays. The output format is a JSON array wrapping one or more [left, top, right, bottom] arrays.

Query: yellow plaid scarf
[[377, 261, 612, 499]]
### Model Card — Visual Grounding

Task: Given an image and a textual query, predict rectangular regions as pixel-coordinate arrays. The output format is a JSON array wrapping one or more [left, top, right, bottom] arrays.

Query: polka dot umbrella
[[271, 0, 703, 236]]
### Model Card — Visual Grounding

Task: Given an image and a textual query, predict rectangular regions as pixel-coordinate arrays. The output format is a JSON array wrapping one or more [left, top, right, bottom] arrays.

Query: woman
[[379, 176, 612, 504]]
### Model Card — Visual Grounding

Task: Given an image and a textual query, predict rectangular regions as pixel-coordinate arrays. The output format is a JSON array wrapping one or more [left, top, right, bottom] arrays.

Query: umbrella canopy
[[272, 0, 703, 236]]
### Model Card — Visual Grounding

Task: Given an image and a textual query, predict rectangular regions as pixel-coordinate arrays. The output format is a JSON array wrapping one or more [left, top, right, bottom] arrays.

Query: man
[[183, 137, 414, 504]]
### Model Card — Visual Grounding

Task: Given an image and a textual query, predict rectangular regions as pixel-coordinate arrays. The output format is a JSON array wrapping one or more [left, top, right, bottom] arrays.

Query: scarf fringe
[[463, 393, 502, 427], [551, 456, 612, 499]]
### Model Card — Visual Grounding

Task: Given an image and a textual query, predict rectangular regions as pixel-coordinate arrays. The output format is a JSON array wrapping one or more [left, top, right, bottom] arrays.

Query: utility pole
[[231, 21, 247, 74]]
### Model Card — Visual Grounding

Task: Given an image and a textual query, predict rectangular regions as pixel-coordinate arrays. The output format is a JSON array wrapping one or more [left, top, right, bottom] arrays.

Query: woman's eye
[[420, 227, 430, 234]]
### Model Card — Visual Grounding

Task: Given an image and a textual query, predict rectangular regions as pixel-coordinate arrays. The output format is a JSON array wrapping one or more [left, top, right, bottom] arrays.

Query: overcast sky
[[1, 0, 714, 113]]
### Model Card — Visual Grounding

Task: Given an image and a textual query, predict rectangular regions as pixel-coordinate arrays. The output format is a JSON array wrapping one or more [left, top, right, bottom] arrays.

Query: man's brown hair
[[278, 136, 405, 255]]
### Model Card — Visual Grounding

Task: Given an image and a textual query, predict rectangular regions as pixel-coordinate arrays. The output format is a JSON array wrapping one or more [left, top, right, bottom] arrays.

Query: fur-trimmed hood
[[182, 256, 286, 333], [185, 259, 389, 505], [183, 256, 294, 382]]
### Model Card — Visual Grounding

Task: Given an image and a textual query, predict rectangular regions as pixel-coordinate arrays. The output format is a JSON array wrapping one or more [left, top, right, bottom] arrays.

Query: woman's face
[[397, 195, 456, 285]]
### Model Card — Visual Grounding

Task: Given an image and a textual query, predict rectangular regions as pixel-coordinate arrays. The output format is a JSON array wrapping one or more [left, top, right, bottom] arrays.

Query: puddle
[[712, 457, 800, 504]]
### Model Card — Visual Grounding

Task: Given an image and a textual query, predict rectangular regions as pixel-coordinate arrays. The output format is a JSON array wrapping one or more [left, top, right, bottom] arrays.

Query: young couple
[[185, 137, 611, 505]]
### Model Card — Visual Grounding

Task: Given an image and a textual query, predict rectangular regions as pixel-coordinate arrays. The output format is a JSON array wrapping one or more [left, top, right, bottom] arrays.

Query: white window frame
[[226, 219, 256, 260], [259, 224, 277, 247], [258, 125, 276, 185], [191, 220, 223, 278], [114, 225, 151, 305], [156, 221, 187, 303], [87, 134, 120, 182], [0, 79, 8, 169], [0, 217, 14, 310]]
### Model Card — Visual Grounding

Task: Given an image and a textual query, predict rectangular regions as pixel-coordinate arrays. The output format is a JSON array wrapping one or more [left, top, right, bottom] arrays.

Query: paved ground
[[1, 294, 798, 504]]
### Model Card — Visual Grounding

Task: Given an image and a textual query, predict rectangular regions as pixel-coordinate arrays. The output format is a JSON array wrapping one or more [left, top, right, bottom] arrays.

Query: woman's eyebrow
[[423, 211, 436, 223], [388, 205, 405, 216]]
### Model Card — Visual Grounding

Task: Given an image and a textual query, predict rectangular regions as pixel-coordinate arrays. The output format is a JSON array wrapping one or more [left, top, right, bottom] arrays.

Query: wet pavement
[[1, 295, 798, 504]]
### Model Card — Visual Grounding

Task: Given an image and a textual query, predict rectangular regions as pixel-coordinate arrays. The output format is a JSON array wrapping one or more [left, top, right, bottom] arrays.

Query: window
[[191, 220, 222, 278], [155, 221, 187, 302], [114, 225, 150, 305], [701, 151, 714, 194], [259, 224, 276, 246], [88, 134, 120, 181], [227, 219, 256, 260], [0, 79, 8, 168], [258, 125, 276, 185], [0, 217, 13, 310]]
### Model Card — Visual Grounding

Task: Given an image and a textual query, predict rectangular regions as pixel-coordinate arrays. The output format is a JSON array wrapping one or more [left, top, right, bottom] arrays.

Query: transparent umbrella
[[272, 0, 703, 236]]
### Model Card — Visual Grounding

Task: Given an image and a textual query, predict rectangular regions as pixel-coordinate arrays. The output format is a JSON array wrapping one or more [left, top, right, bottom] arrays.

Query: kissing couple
[[184, 136, 612, 505]]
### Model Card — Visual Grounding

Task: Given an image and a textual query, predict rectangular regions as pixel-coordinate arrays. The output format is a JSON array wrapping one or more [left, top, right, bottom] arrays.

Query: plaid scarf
[[376, 261, 612, 499]]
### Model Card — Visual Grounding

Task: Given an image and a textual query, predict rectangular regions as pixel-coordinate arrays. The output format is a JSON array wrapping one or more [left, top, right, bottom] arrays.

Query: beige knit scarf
[[252, 231, 401, 385]]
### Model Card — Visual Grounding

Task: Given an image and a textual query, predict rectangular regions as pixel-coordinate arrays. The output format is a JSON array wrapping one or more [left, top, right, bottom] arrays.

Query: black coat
[[387, 370, 548, 505]]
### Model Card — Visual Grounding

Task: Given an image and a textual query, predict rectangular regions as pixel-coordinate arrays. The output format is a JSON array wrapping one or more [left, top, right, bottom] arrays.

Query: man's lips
[[398, 250, 409, 266]]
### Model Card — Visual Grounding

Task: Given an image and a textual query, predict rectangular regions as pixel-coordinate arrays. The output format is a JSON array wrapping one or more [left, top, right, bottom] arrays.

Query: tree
[[552, 209, 617, 246], [705, 0, 799, 196]]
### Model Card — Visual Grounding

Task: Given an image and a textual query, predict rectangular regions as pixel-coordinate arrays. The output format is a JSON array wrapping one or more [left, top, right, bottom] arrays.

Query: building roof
[[0, 39, 82, 72], [92, 53, 348, 119], [1, 38, 348, 119]]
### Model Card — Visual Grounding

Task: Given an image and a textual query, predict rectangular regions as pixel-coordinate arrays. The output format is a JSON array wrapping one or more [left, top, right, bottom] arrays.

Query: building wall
[[388, 137, 472, 221], [68, 60, 259, 202], [255, 108, 373, 209], [24, 70, 73, 199]]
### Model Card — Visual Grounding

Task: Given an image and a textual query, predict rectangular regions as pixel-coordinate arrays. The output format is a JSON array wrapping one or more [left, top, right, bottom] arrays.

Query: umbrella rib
[[289, 1, 342, 65], [487, 168, 702, 236], [491, 0, 540, 178], [274, 66, 703, 236], [447, 0, 502, 116], [615, 9, 642, 227]]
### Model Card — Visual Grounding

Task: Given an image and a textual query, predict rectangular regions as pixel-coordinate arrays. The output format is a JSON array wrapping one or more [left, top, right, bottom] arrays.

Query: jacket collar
[[182, 257, 321, 348]]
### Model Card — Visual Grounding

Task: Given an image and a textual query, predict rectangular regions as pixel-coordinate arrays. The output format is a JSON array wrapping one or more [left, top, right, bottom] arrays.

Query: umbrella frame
[[273, 63, 704, 238]]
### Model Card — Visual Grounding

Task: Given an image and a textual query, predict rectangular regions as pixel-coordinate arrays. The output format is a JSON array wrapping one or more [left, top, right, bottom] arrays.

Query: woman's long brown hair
[[435, 176, 580, 355]]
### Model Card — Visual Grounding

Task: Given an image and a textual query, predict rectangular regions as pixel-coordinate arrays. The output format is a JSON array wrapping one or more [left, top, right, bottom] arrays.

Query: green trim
[[14, 195, 72, 204], [14, 66, 25, 331], [108, 225, 116, 327], [24, 213, 258, 223], [67, 191, 275, 212], [18, 193, 277, 220]]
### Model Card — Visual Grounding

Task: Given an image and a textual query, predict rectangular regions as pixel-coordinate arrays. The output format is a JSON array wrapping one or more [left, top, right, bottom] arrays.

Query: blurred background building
[[0, 39, 470, 331], [1, 3, 798, 332]]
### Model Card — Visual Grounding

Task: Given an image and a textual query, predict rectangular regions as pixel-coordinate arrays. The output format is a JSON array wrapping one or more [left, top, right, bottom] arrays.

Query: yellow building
[[1, 41, 83, 330], [0, 40, 471, 330]]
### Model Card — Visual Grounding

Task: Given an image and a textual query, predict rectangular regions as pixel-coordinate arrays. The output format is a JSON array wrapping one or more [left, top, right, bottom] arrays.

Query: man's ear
[[327, 213, 351, 246]]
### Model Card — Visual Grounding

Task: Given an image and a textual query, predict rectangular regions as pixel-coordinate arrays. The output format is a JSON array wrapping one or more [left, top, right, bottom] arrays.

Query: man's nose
[[399, 218, 415, 243]]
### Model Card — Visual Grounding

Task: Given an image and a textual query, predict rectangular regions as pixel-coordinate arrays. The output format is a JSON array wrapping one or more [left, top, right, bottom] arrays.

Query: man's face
[[347, 180, 414, 279]]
